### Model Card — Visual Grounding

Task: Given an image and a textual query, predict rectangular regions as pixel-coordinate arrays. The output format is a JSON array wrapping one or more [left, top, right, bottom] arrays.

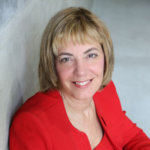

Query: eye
[[88, 53, 98, 58], [58, 57, 73, 63]]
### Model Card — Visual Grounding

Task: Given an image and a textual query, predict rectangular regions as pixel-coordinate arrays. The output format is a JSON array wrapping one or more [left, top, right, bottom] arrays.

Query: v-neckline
[[58, 91, 105, 150]]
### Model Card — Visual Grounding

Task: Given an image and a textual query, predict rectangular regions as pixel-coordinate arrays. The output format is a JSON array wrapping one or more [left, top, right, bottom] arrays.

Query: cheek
[[91, 58, 104, 75], [56, 64, 73, 81]]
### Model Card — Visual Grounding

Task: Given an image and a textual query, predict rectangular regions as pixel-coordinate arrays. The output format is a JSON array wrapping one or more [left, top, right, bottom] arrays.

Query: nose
[[74, 59, 86, 77]]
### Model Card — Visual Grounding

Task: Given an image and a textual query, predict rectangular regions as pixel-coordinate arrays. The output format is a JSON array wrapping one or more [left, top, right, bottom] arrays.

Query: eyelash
[[87, 53, 98, 58], [59, 57, 72, 63]]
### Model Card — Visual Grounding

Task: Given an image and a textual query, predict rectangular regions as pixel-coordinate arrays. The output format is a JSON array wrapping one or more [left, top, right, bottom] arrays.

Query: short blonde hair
[[39, 7, 114, 92]]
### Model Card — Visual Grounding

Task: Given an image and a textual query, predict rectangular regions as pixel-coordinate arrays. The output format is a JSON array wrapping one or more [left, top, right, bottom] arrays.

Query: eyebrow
[[58, 47, 99, 57], [84, 47, 99, 54], [58, 52, 73, 57]]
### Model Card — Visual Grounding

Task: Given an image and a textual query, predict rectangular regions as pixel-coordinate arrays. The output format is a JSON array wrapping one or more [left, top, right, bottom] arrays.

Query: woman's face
[[56, 42, 104, 101]]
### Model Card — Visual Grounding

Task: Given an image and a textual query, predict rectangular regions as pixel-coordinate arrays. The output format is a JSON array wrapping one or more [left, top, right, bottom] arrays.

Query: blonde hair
[[39, 7, 114, 92]]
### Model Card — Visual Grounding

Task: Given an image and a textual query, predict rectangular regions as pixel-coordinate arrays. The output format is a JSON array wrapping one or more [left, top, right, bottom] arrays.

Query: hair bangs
[[53, 21, 103, 55]]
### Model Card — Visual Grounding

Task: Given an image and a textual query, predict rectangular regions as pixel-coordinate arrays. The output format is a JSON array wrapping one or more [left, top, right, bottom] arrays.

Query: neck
[[60, 91, 95, 115]]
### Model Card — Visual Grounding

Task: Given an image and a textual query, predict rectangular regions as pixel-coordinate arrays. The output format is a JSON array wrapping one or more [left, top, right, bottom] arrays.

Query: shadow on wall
[[0, 23, 39, 150], [7, 79, 24, 123], [0, 0, 39, 149], [0, 77, 24, 150], [0, 0, 29, 29]]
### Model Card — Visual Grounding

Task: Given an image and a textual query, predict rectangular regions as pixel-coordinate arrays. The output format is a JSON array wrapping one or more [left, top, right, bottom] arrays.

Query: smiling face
[[55, 42, 104, 101]]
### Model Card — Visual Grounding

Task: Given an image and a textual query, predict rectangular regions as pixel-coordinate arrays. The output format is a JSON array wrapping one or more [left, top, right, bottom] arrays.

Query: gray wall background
[[0, 0, 92, 149], [0, 0, 150, 150]]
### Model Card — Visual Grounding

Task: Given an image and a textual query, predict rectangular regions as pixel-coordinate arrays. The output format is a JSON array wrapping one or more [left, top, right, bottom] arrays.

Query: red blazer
[[9, 81, 150, 150]]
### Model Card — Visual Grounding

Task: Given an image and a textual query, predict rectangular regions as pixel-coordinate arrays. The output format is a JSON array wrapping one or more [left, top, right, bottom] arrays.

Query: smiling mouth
[[73, 79, 93, 86]]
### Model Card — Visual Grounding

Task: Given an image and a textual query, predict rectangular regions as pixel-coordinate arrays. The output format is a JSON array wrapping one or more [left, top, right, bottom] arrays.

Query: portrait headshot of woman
[[9, 7, 150, 150]]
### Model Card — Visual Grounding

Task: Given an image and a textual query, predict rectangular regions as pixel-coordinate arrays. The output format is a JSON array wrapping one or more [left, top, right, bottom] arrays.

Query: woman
[[9, 7, 150, 150]]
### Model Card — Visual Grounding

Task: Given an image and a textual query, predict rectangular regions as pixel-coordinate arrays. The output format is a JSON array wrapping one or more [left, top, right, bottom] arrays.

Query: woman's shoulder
[[12, 90, 61, 121]]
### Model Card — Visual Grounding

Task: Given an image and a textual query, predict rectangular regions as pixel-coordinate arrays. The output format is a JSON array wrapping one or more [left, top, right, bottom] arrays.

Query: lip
[[72, 79, 93, 88]]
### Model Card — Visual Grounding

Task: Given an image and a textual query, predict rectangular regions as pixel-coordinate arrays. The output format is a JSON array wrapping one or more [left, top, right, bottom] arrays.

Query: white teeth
[[75, 80, 90, 86]]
